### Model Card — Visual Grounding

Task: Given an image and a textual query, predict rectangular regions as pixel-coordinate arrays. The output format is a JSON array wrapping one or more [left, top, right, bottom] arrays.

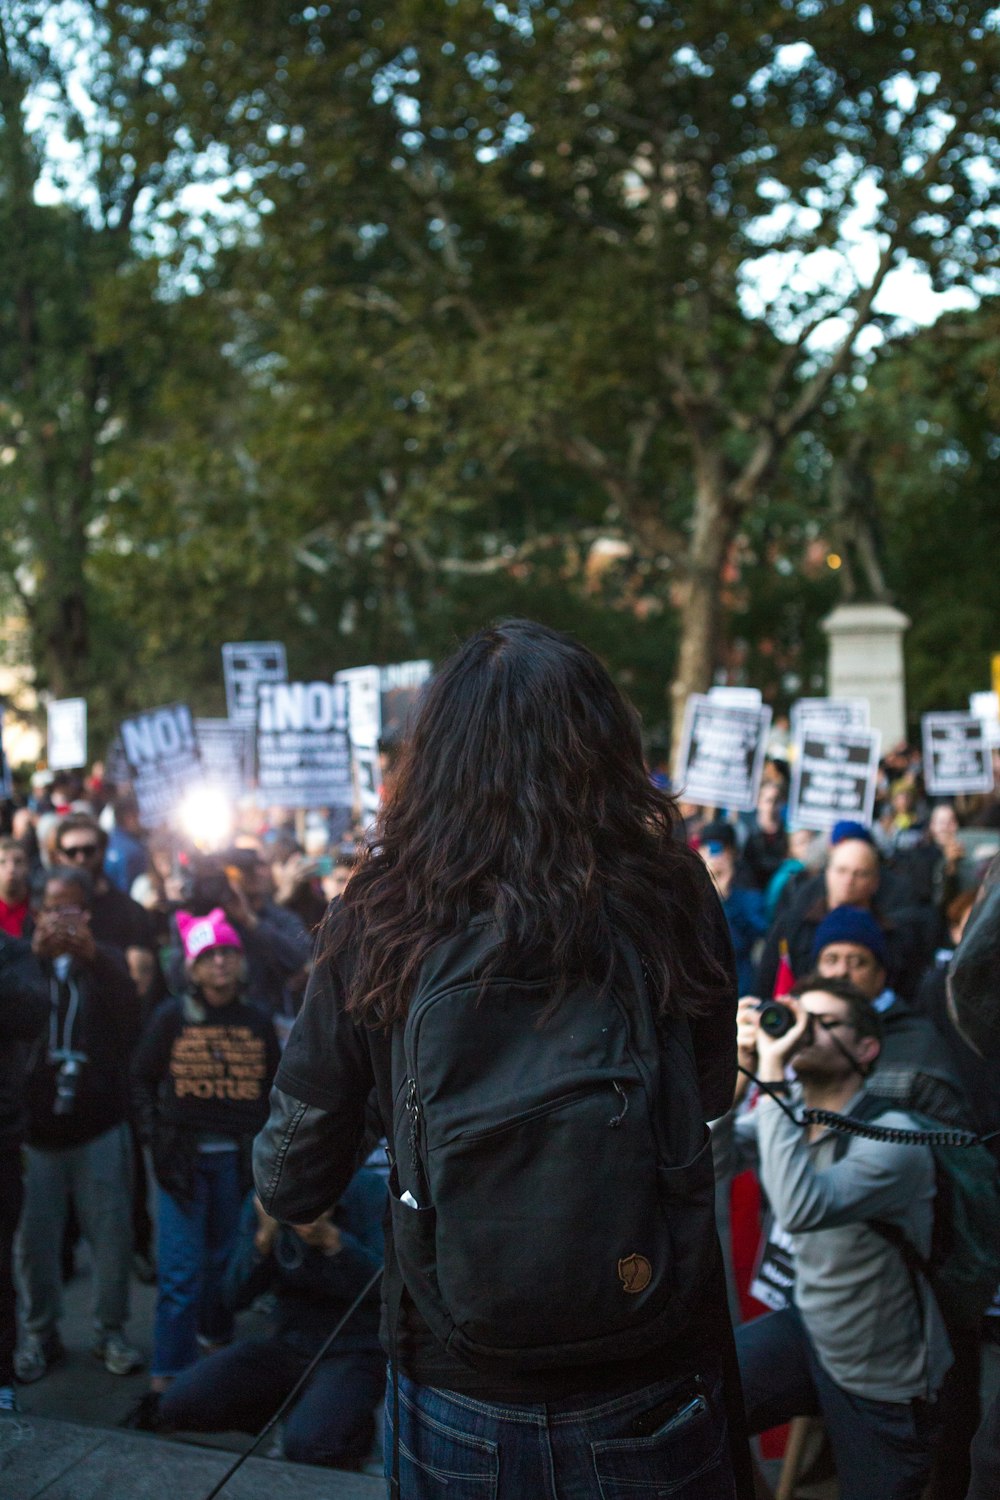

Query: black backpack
[[386, 918, 717, 1373], [834, 1092, 1000, 1331]]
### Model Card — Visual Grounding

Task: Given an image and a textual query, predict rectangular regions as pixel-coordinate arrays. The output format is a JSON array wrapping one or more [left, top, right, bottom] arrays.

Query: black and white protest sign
[[336, 666, 383, 822], [222, 642, 288, 726], [256, 681, 352, 809], [120, 704, 202, 826], [380, 659, 432, 743], [750, 1216, 795, 1314], [194, 719, 253, 801], [923, 712, 995, 796], [789, 727, 881, 831], [791, 697, 869, 736], [675, 695, 772, 812], [47, 698, 88, 771]]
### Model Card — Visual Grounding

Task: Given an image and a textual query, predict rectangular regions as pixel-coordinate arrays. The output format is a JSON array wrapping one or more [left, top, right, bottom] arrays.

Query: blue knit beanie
[[830, 820, 874, 846], [811, 905, 888, 967]]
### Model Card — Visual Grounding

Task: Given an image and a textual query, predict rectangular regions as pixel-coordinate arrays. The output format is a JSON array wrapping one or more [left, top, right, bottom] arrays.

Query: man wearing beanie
[[811, 905, 966, 1128], [127, 909, 280, 1429], [755, 830, 931, 1004]]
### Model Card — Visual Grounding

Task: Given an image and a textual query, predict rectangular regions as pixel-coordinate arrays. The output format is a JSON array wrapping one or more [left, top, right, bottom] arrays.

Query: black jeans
[[0, 1149, 24, 1386], [159, 1336, 385, 1469], [737, 1305, 940, 1500]]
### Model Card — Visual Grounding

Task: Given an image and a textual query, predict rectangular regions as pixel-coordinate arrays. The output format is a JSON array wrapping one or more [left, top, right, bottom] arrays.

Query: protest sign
[[675, 695, 772, 812], [336, 665, 383, 822], [750, 1216, 796, 1314], [0, 706, 12, 797], [256, 680, 352, 809], [120, 704, 202, 826], [47, 698, 88, 771], [194, 719, 253, 801], [708, 685, 763, 709], [336, 665, 382, 750], [380, 659, 432, 743], [923, 712, 995, 796], [969, 692, 1000, 749], [788, 727, 881, 831], [222, 642, 288, 726], [791, 697, 869, 736]]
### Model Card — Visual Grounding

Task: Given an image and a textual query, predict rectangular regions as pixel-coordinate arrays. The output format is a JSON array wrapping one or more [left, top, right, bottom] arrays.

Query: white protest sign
[[194, 719, 253, 800], [788, 727, 882, 831], [120, 704, 202, 826], [922, 712, 995, 796], [336, 665, 384, 823], [256, 681, 353, 809], [708, 686, 763, 709], [791, 697, 870, 736], [379, 659, 432, 742], [336, 665, 382, 750], [0, 707, 12, 797], [750, 1216, 796, 1314], [47, 698, 88, 771], [675, 695, 773, 812], [222, 642, 288, 725], [970, 692, 1000, 749]]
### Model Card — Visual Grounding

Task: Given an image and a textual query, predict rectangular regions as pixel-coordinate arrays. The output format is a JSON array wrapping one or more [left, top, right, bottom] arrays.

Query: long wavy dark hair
[[332, 619, 730, 1026]]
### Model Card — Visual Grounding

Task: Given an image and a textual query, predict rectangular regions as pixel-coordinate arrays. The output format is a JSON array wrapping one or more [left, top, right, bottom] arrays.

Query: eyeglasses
[[59, 844, 99, 860]]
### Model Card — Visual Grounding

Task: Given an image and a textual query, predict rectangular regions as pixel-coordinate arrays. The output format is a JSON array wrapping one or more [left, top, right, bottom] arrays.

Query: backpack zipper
[[456, 1080, 632, 1143]]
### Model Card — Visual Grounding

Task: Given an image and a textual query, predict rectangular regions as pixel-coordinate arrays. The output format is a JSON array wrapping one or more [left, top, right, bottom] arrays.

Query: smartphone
[[632, 1378, 709, 1438]]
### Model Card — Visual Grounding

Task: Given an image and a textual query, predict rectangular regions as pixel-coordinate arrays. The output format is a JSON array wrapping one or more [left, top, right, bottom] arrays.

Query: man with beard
[[733, 978, 951, 1500]]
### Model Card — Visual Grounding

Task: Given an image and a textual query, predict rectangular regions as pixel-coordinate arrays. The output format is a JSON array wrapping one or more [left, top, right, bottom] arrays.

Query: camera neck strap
[[49, 972, 81, 1055]]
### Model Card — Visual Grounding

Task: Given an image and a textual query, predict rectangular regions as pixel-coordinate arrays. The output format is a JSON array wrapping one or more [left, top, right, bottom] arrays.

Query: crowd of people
[[1, 685, 999, 1498], [0, 772, 383, 1471], [691, 752, 1000, 1500]]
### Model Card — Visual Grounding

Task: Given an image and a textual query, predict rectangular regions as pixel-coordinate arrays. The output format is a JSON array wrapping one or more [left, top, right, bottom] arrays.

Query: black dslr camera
[[49, 1049, 88, 1116], [756, 999, 796, 1039]]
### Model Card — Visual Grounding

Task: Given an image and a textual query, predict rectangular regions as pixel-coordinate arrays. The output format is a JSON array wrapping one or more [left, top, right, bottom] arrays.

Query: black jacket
[[0, 940, 49, 1151], [24, 944, 140, 1150], [254, 884, 739, 1402]]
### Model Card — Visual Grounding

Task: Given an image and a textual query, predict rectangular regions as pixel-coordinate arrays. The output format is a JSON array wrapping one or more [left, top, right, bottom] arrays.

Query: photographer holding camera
[[733, 978, 951, 1500], [14, 868, 143, 1384]]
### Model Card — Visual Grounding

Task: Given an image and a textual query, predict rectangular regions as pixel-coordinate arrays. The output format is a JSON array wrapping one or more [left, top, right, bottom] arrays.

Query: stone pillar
[[821, 603, 911, 749]]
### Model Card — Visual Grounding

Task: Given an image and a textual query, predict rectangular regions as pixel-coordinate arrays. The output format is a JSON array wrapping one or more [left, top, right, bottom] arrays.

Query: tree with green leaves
[[152, 0, 998, 744]]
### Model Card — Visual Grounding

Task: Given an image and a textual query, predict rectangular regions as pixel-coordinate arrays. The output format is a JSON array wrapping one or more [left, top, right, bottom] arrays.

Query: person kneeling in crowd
[[128, 909, 279, 1424], [734, 977, 951, 1500], [150, 1168, 386, 1468]]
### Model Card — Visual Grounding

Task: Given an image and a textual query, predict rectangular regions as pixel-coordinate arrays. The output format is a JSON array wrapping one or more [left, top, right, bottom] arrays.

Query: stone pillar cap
[[821, 603, 911, 636]]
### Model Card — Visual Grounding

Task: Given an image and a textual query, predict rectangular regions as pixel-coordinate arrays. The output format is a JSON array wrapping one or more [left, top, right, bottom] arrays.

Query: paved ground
[[11, 1237, 1000, 1498], [0, 1417, 382, 1500]]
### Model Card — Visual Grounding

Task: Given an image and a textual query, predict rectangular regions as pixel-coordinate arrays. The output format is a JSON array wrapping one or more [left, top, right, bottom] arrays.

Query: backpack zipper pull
[[406, 1077, 422, 1175], [609, 1081, 629, 1128]]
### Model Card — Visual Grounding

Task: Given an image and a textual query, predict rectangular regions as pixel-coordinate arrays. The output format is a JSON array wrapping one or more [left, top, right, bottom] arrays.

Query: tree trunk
[[669, 466, 734, 767]]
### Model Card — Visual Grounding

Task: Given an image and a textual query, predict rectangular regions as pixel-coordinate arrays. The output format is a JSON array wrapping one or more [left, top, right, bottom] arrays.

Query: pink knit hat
[[176, 908, 243, 965]]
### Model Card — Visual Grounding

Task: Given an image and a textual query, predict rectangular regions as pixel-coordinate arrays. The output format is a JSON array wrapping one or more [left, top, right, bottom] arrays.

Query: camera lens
[[758, 1000, 796, 1039]]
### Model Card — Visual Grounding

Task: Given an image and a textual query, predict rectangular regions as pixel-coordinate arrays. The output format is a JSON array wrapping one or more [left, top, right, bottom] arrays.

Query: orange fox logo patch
[[618, 1254, 652, 1294]]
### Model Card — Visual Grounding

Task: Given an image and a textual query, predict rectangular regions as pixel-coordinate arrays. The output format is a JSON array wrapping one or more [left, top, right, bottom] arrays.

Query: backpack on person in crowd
[[836, 1092, 1000, 1331], [386, 919, 717, 1373]]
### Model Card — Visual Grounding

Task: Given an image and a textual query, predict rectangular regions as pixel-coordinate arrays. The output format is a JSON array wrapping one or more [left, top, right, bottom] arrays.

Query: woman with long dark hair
[[254, 620, 748, 1498]]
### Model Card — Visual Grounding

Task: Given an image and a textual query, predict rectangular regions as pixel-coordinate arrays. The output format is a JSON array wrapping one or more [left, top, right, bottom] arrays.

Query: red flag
[[772, 939, 795, 997]]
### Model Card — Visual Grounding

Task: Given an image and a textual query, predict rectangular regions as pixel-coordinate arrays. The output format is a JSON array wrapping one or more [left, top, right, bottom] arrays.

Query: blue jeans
[[385, 1365, 735, 1499], [153, 1151, 243, 1379], [159, 1335, 385, 1468], [736, 1305, 940, 1500]]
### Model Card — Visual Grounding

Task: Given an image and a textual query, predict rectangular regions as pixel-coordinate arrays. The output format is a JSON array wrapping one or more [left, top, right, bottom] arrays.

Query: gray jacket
[[737, 1089, 952, 1401]]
